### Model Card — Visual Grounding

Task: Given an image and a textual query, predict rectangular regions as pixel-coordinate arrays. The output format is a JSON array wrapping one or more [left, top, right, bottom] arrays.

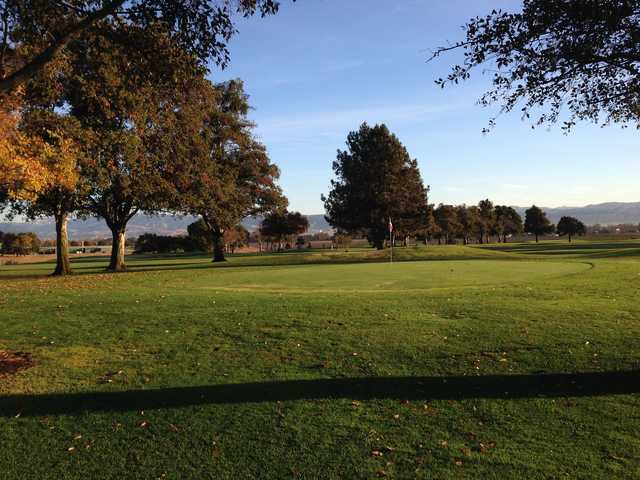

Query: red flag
[[388, 217, 393, 233]]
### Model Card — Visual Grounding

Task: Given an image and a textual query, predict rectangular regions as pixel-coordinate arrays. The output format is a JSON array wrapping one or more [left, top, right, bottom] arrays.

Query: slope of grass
[[1, 241, 639, 479]]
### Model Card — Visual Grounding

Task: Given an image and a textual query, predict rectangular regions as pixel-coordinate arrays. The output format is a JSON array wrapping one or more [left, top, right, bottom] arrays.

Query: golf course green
[[1, 241, 639, 479]]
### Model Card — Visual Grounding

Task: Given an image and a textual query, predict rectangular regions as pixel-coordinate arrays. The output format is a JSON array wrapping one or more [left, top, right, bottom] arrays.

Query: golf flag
[[388, 217, 393, 233]]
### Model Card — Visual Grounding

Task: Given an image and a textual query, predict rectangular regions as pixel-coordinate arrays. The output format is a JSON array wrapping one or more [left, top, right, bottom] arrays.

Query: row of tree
[[0, 231, 40, 255], [323, 123, 586, 245], [1, 20, 289, 275], [134, 211, 309, 255]]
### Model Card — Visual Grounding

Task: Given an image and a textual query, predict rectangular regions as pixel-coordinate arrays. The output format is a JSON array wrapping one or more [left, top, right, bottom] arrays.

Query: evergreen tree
[[323, 123, 429, 249]]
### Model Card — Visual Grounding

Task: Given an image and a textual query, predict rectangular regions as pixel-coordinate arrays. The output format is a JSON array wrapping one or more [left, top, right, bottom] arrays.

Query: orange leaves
[[0, 96, 81, 201]]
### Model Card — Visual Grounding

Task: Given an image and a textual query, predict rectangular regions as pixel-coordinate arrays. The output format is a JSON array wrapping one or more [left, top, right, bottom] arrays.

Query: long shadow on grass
[[0, 254, 513, 281], [480, 241, 640, 255], [2, 370, 638, 417]]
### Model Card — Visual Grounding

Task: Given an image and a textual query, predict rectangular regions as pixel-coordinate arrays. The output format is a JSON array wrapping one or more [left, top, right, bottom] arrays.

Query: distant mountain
[[0, 213, 333, 240], [513, 202, 640, 226], [1, 203, 638, 239]]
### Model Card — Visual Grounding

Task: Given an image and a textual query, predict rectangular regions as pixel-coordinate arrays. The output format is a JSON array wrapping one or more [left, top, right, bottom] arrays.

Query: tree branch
[[0, 0, 125, 93]]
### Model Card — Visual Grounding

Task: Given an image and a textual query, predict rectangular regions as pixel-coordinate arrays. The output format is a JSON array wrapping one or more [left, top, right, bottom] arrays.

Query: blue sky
[[214, 0, 640, 214]]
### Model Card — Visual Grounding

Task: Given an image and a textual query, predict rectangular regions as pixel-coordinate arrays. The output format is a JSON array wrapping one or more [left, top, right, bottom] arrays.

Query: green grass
[[1, 241, 639, 479]]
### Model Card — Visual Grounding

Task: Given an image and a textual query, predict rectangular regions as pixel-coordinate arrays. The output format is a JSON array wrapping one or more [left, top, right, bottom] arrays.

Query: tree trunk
[[535, 233, 539, 243], [503, 234, 507, 243], [52, 212, 72, 276], [107, 227, 126, 271], [568, 235, 572, 243], [211, 229, 226, 262]]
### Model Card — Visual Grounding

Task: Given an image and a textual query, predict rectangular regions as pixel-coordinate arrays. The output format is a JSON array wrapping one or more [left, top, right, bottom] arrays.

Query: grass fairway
[[1, 241, 639, 479]]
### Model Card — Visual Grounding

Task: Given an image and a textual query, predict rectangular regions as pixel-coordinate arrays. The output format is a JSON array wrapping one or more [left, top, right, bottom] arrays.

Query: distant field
[[1, 240, 639, 479]]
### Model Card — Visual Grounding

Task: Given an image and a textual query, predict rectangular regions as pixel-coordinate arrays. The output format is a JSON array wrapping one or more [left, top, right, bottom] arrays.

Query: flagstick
[[389, 217, 393, 264]]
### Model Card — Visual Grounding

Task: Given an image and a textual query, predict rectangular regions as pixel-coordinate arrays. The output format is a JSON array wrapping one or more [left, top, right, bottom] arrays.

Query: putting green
[[191, 259, 592, 293]]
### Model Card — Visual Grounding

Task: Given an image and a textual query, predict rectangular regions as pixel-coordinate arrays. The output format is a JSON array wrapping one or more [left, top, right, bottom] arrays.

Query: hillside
[[514, 202, 640, 226], [1, 202, 638, 239], [0, 214, 333, 240]]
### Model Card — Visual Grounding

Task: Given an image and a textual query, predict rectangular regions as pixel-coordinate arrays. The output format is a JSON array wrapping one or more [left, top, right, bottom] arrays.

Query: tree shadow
[[1, 370, 638, 417], [0, 252, 516, 280], [481, 241, 640, 255]]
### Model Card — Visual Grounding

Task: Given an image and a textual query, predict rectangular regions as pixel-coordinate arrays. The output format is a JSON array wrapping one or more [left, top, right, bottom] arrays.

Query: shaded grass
[[0, 241, 639, 478]]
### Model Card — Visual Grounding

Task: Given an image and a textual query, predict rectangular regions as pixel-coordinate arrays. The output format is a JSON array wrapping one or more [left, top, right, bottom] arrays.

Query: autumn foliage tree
[[0, 0, 283, 93], [15, 111, 85, 275], [62, 24, 203, 271], [172, 79, 285, 262], [323, 123, 429, 249]]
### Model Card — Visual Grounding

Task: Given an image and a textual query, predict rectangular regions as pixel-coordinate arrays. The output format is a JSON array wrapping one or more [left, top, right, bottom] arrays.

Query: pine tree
[[323, 123, 429, 249]]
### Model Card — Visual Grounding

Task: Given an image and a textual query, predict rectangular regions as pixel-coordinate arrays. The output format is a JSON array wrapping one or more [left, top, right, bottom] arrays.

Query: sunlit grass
[[1, 241, 639, 479]]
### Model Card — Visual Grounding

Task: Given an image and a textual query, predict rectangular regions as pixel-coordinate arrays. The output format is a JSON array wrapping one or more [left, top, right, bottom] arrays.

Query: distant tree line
[[323, 123, 589, 247], [0, 231, 40, 255], [258, 210, 309, 251], [134, 221, 250, 255], [133, 211, 310, 254]]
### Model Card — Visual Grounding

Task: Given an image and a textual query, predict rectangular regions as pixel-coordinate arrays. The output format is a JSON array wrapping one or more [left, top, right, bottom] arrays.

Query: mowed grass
[[1, 241, 639, 479]]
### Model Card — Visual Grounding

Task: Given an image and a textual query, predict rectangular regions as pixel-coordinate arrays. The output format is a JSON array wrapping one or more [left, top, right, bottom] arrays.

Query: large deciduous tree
[[64, 24, 201, 271], [322, 123, 429, 249], [0, 0, 284, 93], [173, 79, 285, 262], [556, 215, 586, 242], [430, 1, 640, 131], [524, 205, 554, 242], [16, 110, 85, 275]]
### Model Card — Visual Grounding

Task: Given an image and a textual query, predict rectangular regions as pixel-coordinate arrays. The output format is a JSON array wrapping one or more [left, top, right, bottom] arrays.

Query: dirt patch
[[0, 351, 35, 377]]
